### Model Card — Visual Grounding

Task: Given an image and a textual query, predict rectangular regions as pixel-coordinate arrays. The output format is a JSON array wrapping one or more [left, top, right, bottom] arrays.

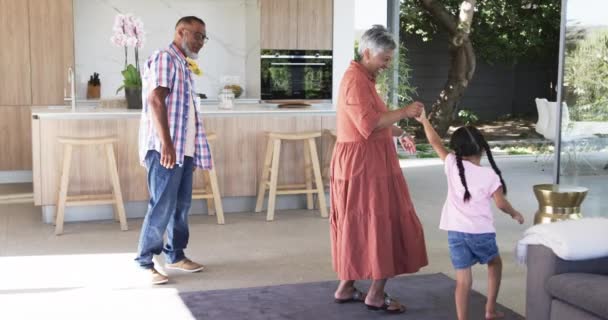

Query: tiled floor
[[0, 155, 605, 319]]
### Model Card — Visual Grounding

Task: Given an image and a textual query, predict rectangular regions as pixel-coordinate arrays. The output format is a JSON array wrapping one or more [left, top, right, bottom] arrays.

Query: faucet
[[64, 66, 76, 111]]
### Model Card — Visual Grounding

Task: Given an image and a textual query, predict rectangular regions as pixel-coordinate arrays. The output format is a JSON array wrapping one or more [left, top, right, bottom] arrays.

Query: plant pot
[[125, 87, 143, 109], [86, 84, 101, 99]]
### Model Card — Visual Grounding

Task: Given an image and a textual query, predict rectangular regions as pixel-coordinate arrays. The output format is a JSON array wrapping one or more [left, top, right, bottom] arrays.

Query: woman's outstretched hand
[[414, 107, 428, 123], [403, 101, 424, 119]]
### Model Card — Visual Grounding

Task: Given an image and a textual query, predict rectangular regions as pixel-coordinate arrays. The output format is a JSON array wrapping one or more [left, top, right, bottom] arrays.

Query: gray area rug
[[179, 273, 524, 319]]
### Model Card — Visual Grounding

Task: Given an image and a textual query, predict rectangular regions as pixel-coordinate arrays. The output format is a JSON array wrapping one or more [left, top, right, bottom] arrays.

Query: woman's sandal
[[365, 293, 407, 314], [334, 287, 366, 304]]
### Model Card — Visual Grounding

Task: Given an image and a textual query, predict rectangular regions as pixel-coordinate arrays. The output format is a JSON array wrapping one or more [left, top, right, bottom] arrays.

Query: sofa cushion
[[551, 299, 605, 320], [547, 273, 608, 319]]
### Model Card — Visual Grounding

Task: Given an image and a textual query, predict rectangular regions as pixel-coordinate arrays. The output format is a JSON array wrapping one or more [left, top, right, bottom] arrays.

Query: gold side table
[[533, 184, 588, 225]]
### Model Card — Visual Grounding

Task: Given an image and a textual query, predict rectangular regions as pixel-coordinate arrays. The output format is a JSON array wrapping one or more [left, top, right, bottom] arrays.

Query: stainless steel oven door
[[261, 50, 332, 101]]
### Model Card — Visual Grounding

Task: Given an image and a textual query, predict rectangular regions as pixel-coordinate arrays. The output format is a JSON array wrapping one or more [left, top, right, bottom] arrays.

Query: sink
[[62, 99, 99, 107], [47, 105, 70, 110], [71, 99, 100, 107], [48, 105, 97, 112]]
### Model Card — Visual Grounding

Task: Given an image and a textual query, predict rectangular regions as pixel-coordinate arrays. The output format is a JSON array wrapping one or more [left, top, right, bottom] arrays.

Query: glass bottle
[[218, 88, 235, 110]]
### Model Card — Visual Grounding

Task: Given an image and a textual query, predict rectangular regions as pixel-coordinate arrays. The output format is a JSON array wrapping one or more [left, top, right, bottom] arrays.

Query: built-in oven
[[260, 50, 332, 102]]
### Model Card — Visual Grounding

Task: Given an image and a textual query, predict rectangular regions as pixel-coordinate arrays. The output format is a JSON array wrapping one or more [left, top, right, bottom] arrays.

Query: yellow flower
[[186, 57, 202, 76]]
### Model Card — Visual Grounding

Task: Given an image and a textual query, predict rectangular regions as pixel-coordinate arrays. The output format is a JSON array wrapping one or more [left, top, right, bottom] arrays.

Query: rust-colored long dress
[[330, 61, 428, 280]]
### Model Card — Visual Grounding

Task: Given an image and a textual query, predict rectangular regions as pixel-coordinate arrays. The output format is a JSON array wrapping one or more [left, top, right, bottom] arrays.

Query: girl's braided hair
[[449, 126, 506, 202]]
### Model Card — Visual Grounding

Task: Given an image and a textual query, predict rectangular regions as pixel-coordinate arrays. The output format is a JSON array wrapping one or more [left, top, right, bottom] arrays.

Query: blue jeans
[[447, 231, 499, 269], [135, 150, 193, 269]]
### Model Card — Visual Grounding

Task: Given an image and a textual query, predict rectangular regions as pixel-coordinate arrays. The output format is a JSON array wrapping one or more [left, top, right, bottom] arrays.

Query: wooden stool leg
[[105, 143, 128, 231], [308, 138, 328, 218], [255, 137, 274, 212], [322, 136, 335, 186], [266, 139, 281, 221], [207, 166, 225, 225], [55, 144, 73, 235], [203, 171, 216, 215], [303, 141, 314, 210]]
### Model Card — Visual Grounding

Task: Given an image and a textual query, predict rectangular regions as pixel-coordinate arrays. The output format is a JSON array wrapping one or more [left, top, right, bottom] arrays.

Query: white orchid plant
[[111, 14, 145, 93]]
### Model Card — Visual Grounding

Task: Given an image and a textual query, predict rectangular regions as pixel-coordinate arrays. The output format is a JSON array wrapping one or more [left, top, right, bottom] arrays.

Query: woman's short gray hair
[[358, 25, 396, 56]]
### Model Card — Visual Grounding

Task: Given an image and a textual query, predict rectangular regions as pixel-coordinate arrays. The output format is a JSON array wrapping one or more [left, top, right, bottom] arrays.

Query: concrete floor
[[0, 155, 606, 319]]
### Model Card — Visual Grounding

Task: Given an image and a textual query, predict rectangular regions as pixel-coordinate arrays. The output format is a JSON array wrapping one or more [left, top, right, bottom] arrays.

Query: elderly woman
[[330, 25, 428, 314]]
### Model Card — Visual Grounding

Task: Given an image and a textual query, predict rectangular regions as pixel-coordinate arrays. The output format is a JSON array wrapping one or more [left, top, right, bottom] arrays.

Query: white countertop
[[31, 103, 336, 119]]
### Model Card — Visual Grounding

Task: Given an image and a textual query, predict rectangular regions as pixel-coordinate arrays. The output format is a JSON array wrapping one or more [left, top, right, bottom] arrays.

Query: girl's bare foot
[[485, 310, 504, 319]]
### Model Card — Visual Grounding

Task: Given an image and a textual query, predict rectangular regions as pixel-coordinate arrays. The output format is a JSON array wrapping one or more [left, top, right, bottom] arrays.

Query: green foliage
[[564, 29, 608, 121], [491, 143, 555, 156], [505, 147, 532, 155], [354, 41, 417, 107], [354, 41, 417, 131], [116, 64, 142, 94], [376, 45, 418, 108], [457, 108, 479, 125], [400, 0, 561, 64], [399, 141, 564, 159]]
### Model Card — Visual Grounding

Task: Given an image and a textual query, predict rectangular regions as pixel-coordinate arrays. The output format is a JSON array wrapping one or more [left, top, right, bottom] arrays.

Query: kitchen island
[[31, 103, 336, 223]]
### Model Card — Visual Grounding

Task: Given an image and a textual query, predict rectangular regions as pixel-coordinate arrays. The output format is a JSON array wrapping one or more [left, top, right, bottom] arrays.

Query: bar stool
[[321, 129, 337, 186], [55, 136, 128, 235], [192, 132, 225, 225], [255, 131, 328, 221]]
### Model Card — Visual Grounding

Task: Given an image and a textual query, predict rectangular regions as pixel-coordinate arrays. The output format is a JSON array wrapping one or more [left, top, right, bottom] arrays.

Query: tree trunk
[[419, 0, 477, 137]]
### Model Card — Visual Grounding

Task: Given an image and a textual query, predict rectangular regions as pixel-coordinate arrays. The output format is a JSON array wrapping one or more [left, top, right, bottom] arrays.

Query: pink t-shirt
[[439, 153, 502, 234]]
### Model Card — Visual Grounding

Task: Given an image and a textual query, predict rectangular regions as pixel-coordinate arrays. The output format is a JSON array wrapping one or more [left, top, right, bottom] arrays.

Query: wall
[[332, 0, 355, 103], [75, 0, 356, 103], [405, 33, 557, 120], [74, 0, 260, 100], [512, 62, 558, 115], [245, 0, 261, 98]]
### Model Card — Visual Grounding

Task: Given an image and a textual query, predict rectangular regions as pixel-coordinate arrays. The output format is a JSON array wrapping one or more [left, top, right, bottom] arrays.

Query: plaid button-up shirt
[[138, 43, 212, 170]]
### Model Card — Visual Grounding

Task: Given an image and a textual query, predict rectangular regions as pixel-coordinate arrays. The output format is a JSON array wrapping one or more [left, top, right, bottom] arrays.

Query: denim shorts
[[447, 231, 499, 269]]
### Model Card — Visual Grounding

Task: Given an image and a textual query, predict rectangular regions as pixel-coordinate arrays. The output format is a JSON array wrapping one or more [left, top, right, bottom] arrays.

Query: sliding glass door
[[557, 0, 608, 216]]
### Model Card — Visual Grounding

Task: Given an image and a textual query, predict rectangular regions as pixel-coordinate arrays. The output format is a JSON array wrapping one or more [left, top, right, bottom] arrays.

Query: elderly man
[[135, 16, 211, 285]]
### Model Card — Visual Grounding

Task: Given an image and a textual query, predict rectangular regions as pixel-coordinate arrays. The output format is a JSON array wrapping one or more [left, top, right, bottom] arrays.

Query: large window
[[556, 0, 608, 216]]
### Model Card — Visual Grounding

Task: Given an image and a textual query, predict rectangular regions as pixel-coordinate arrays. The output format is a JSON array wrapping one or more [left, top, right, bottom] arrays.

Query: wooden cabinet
[[32, 114, 336, 205], [297, 0, 333, 50], [29, 0, 74, 105], [0, 0, 32, 106], [0, 0, 74, 172], [260, 0, 333, 50], [0, 106, 32, 171], [260, 0, 298, 49], [0, 0, 73, 107]]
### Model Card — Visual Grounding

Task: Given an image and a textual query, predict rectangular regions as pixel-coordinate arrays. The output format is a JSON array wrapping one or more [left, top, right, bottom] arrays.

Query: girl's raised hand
[[414, 107, 428, 123], [403, 101, 424, 118]]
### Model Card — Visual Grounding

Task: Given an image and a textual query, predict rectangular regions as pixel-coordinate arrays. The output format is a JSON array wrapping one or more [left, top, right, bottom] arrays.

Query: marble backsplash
[[74, 0, 261, 100]]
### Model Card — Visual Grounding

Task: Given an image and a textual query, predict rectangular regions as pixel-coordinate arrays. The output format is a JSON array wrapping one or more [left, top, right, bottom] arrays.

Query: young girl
[[416, 111, 524, 320]]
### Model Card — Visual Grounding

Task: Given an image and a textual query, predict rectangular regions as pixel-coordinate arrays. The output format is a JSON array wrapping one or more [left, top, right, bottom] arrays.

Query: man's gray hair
[[358, 25, 396, 56]]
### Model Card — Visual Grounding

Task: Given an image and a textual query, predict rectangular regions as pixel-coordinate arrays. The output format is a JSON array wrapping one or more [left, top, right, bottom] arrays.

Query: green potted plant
[[116, 64, 142, 109], [111, 14, 145, 109]]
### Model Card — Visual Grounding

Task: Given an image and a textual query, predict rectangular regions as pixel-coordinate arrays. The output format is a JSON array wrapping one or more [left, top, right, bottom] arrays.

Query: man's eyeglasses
[[185, 29, 209, 44]]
